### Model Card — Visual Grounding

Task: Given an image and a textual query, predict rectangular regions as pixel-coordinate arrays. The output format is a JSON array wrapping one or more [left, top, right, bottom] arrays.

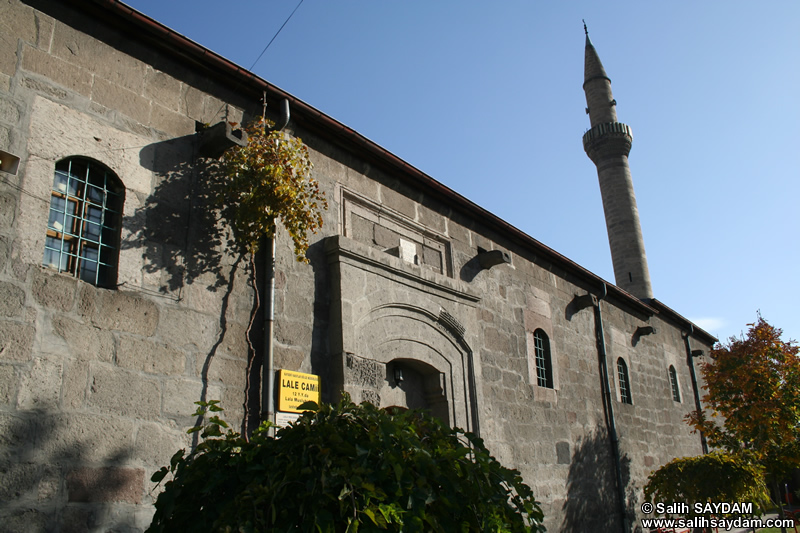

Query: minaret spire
[[582, 32, 653, 299]]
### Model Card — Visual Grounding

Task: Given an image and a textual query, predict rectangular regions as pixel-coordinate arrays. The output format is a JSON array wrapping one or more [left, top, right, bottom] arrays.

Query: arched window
[[533, 329, 553, 389], [668, 365, 681, 402], [43, 157, 124, 288], [617, 357, 632, 404]]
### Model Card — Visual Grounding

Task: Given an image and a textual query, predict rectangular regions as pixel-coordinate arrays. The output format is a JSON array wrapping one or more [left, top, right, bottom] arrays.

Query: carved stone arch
[[326, 235, 482, 434], [350, 303, 477, 431]]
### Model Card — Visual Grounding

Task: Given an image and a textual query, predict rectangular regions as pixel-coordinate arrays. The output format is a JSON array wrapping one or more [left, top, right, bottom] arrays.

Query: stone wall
[[0, 1, 713, 531], [0, 1, 258, 529]]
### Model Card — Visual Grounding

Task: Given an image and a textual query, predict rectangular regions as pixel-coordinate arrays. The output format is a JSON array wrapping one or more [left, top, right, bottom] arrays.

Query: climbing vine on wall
[[215, 117, 327, 261]]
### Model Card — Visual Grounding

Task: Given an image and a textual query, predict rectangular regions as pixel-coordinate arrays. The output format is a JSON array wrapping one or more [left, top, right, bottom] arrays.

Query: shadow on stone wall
[[304, 239, 330, 402], [562, 428, 635, 533], [0, 409, 145, 531], [133, 137, 262, 435], [132, 135, 232, 293]]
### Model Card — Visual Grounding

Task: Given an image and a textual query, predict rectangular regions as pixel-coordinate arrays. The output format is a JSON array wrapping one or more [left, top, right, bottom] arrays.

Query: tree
[[147, 398, 545, 533], [214, 118, 327, 260], [210, 117, 328, 431], [687, 316, 800, 530]]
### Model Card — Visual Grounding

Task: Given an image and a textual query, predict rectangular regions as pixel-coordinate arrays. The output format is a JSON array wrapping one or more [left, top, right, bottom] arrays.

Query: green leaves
[[644, 452, 770, 517], [147, 397, 545, 532], [214, 118, 328, 261]]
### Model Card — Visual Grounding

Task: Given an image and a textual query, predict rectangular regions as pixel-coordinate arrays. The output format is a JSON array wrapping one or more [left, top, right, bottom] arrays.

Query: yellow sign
[[277, 369, 321, 413]]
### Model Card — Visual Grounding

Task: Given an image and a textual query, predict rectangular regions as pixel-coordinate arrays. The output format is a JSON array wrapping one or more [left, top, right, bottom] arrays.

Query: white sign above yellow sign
[[277, 369, 321, 413]]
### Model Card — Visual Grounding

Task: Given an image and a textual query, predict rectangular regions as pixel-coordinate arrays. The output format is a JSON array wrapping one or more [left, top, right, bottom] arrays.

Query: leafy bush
[[147, 398, 545, 532], [644, 451, 770, 518]]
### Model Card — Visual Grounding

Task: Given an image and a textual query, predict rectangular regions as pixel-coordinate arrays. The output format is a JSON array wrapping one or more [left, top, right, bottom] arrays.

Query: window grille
[[669, 365, 681, 402], [533, 329, 553, 389], [43, 158, 124, 288], [617, 358, 632, 404]]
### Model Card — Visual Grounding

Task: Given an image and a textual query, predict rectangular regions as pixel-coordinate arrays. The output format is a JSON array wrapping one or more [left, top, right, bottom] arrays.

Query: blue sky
[[122, 0, 800, 344]]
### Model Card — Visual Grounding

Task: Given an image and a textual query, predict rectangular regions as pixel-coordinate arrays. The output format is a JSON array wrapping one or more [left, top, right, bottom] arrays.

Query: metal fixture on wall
[[571, 286, 630, 533], [683, 326, 709, 454]]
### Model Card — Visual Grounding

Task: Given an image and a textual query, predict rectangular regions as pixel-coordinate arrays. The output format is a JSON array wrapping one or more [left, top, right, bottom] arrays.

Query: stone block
[[181, 276, 225, 316], [150, 102, 195, 137], [204, 356, 246, 390], [67, 467, 144, 504], [0, 124, 10, 153], [21, 75, 68, 102], [556, 441, 571, 464], [61, 359, 88, 409], [0, 33, 18, 77], [21, 45, 92, 97], [59, 505, 92, 532], [275, 319, 312, 348], [0, 508, 47, 532], [344, 353, 382, 388], [76, 282, 96, 318], [162, 378, 203, 417], [379, 185, 416, 220], [216, 322, 249, 360], [446, 218, 470, 244], [417, 204, 446, 234], [38, 412, 135, 464], [274, 344, 305, 371], [350, 213, 374, 244], [0, 1, 38, 45], [117, 335, 185, 375], [16, 356, 62, 409], [88, 365, 161, 419], [37, 467, 60, 502], [92, 291, 159, 336], [0, 461, 41, 501], [0, 364, 16, 404], [91, 76, 150, 125], [421, 244, 442, 272], [0, 192, 16, 230], [52, 315, 114, 363], [143, 68, 182, 111], [0, 281, 25, 318], [158, 307, 217, 350], [51, 22, 145, 93], [0, 320, 35, 361], [484, 326, 512, 355], [0, 96, 21, 124], [181, 84, 206, 122], [32, 268, 76, 312], [133, 421, 190, 466]]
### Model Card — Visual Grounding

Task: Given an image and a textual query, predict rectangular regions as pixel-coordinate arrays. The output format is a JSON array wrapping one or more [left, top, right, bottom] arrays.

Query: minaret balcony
[[582, 122, 633, 162]]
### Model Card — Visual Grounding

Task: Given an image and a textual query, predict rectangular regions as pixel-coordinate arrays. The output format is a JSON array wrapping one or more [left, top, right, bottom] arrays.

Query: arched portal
[[326, 235, 481, 434]]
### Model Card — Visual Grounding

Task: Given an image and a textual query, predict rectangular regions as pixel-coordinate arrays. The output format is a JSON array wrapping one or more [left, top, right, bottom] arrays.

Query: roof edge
[[53, 0, 667, 319]]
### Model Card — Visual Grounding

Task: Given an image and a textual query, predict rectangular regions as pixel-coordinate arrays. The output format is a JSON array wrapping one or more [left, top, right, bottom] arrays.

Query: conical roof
[[584, 34, 610, 85]]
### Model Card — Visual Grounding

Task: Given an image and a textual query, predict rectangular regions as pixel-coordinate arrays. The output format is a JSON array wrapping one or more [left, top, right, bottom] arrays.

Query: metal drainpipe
[[593, 284, 630, 533], [683, 325, 709, 454], [262, 234, 276, 429], [262, 100, 290, 431]]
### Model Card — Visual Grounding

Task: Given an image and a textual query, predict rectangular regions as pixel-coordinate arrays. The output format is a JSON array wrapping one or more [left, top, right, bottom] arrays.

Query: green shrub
[[644, 451, 770, 518], [147, 398, 545, 532]]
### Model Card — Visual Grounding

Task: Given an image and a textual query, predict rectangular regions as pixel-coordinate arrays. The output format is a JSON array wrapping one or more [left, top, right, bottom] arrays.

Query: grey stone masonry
[[0, 2, 716, 532], [583, 35, 653, 300]]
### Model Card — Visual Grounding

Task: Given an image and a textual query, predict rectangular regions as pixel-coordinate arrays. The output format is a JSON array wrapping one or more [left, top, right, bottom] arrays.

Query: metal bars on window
[[669, 365, 681, 402], [617, 358, 632, 404], [43, 158, 123, 288], [533, 329, 553, 389]]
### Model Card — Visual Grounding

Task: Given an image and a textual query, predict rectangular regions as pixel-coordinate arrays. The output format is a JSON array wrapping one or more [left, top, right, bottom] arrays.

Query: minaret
[[582, 25, 653, 299]]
